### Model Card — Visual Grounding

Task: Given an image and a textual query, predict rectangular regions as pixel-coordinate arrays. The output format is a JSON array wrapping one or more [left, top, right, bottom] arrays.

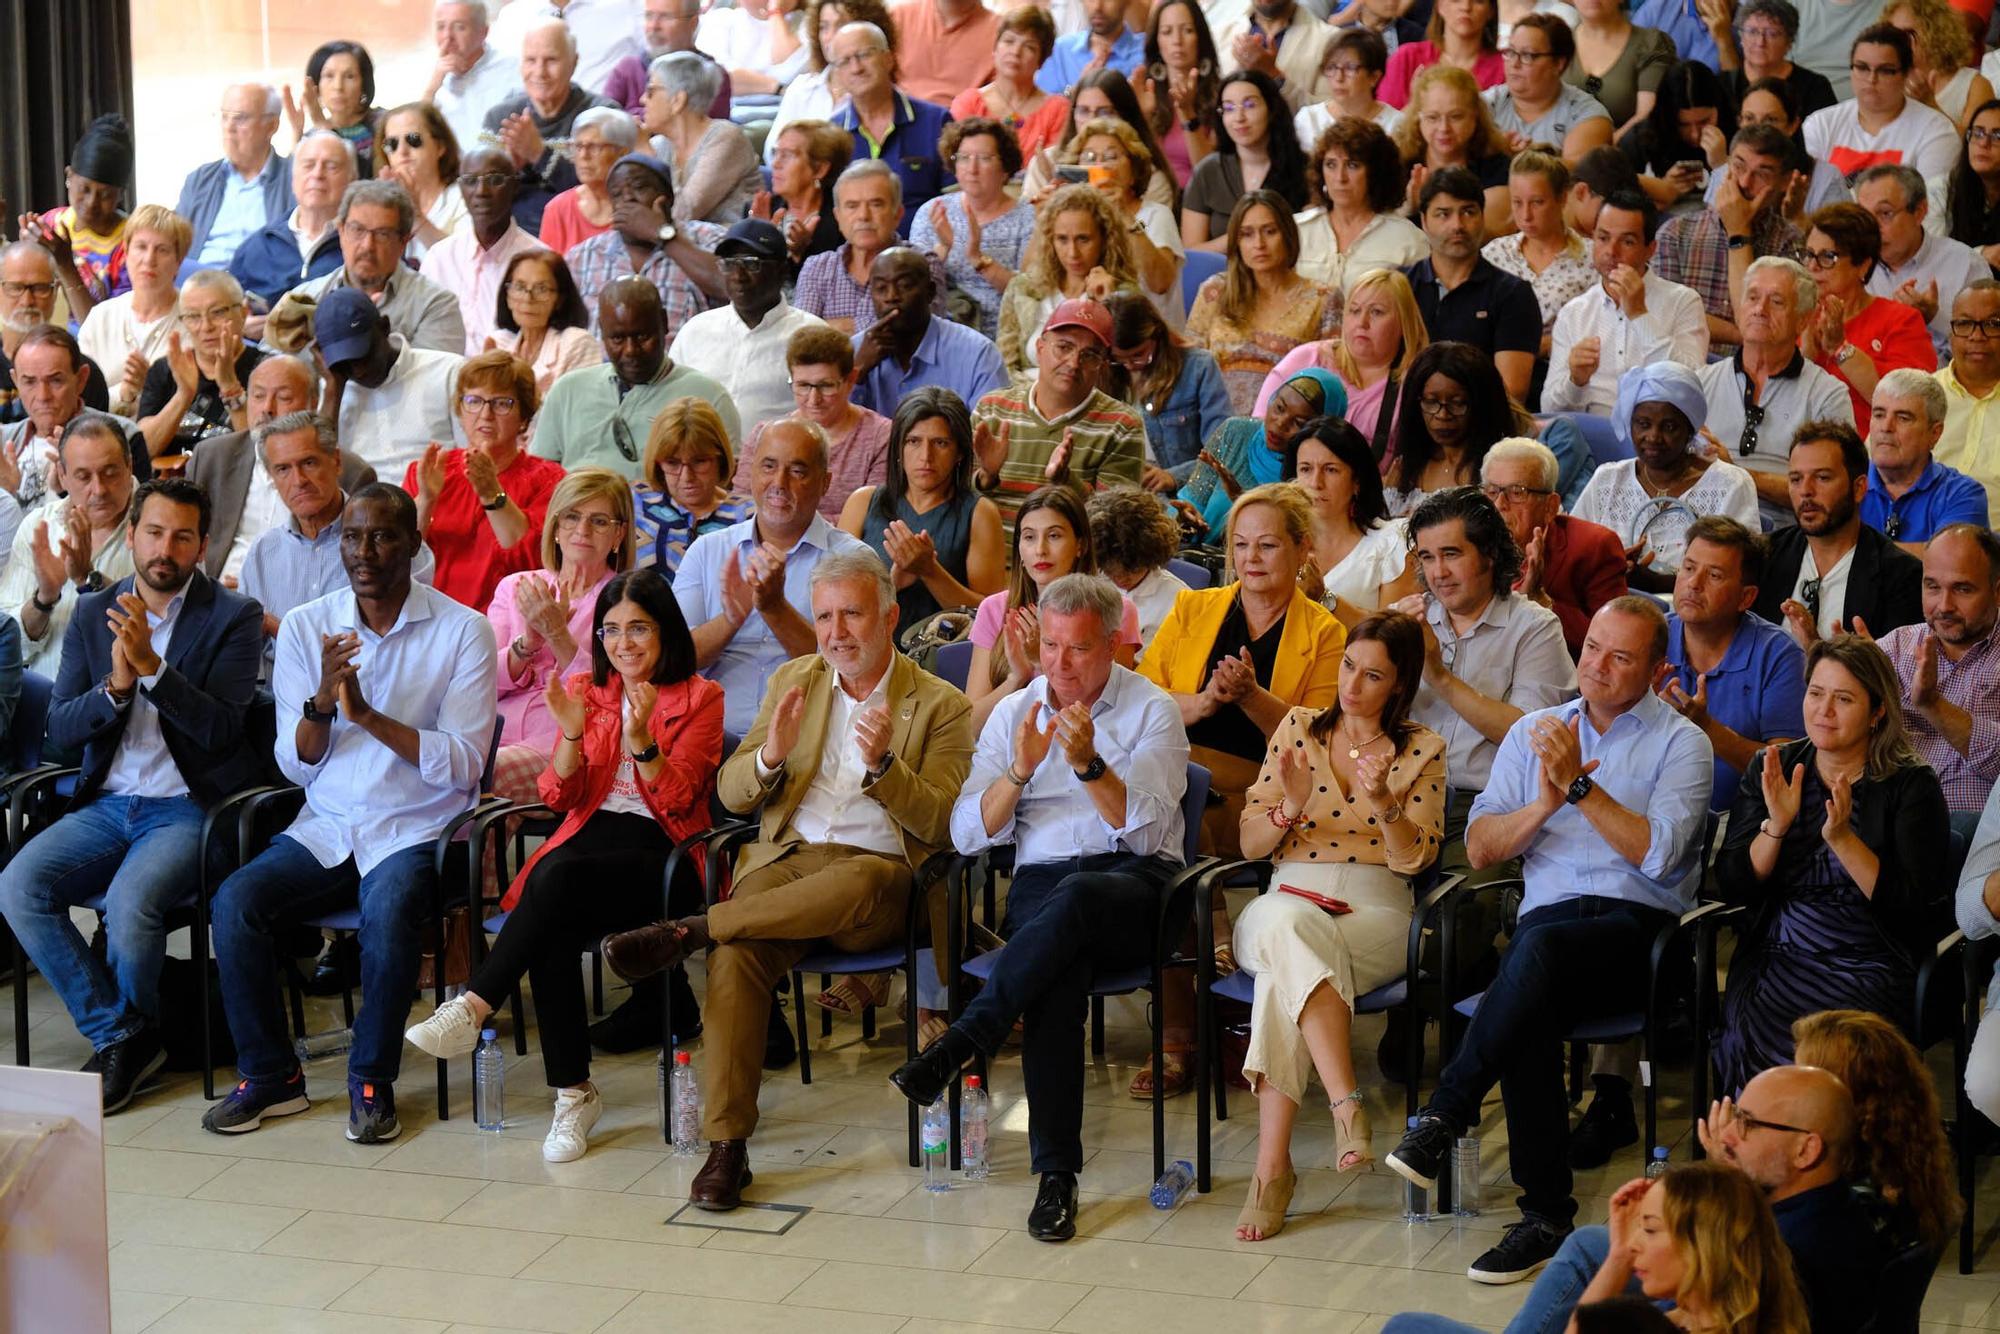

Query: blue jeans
[[1385, 1232, 1641, 1334], [212, 835, 436, 1086], [0, 795, 205, 1049]]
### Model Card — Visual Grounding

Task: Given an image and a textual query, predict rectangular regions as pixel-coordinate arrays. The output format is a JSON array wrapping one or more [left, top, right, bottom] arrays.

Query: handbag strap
[[1370, 376, 1399, 464]]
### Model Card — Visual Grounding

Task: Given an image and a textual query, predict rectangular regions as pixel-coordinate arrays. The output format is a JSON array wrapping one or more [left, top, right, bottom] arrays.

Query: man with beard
[[1406, 169, 1538, 408], [1755, 420, 1923, 646], [289, 180, 465, 354], [668, 220, 831, 432], [846, 246, 1006, 418], [420, 147, 544, 356], [0, 477, 265, 1113], [0, 243, 111, 425]]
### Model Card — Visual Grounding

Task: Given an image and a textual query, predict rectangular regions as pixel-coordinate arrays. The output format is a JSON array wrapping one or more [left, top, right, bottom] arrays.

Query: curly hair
[[942, 116, 1025, 178], [1087, 485, 1181, 579], [1887, 0, 1973, 74], [1392, 342, 1516, 495], [1792, 1009, 1964, 1251], [1018, 184, 1138, 297], [1308, 117, 1405, 215], [1656, 1162, 1812, 1334], [1066, 115, 1155, 203], [805, 0, 898, 71], [1394, 63, 1508, 169]]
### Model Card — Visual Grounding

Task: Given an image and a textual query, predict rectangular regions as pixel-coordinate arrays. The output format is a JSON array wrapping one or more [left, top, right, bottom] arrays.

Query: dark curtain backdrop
[[0, 0, 135, 226]]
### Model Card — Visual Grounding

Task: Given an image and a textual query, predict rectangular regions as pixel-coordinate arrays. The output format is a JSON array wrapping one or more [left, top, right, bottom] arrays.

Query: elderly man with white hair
[[1860, 368, 1990, 552], [176, 83, 293, 277], [643, 51, 763, 226], [490, 0, 646, 94], [605, 0, 734, 119], [827, 22, 952, 236], [1697, 256, 1856, 526], [425, 1, 524, 151], [482, 18, 617, 233], [1480, 437, 1628, 659], [228, 131, 355, 309]]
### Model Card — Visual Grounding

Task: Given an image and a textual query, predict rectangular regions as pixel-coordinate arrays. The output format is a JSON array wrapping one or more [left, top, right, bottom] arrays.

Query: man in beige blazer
[[601, 549, 972, 1209]]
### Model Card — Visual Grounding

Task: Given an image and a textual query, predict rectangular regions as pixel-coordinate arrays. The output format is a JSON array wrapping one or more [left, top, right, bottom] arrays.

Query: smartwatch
[[75, 570, 106, 594], [303, 696, 338, 724], [629, 740, 662, 764], [1075, 754, 1108, 783], [1565, 774, 1596, 805], [482, 490, 510, 512]]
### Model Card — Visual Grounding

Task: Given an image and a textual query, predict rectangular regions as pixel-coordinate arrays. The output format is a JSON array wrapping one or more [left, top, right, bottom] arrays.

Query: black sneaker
[[1386, 1112, 1458, 1190], [98, 1027, 167, 1114], [1468, 1218, 1572, 1284], [202, 1072, 311, 1134], [346, 1078, 400, 1143], [1567, 1086, 1638, 1170]]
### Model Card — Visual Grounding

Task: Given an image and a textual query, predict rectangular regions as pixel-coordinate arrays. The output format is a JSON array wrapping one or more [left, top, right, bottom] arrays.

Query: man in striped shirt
[[969, 299, 1146, 527]]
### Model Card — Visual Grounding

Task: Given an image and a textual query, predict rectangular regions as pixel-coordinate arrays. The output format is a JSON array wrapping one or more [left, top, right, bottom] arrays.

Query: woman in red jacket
[[405, 567, 724, 1163]]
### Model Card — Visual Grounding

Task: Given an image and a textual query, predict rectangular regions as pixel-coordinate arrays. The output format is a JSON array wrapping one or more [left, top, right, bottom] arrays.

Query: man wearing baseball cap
[[313, 287, 464, 481], [848, 247, 1007, 419], [970, 297, 1146, 527], [668, 219, 830, 432]]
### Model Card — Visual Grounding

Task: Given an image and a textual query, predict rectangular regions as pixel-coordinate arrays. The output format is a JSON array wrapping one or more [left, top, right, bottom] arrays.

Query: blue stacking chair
[[1166, 557, 1212, 590], [1181, 251, 1225, 315]]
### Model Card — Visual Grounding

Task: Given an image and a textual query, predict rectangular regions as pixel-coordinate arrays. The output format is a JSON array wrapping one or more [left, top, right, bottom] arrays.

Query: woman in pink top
[[1254, 269, 1430, 465], [487, 250, 604, 401], [950, 5, 1071, 159], [1377, 0, 1504, 109]]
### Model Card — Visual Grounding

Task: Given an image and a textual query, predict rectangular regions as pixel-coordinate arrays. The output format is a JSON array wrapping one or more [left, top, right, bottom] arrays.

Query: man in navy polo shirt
[[1405, 167, 1540, 406], [1862, 369, 1991, 553], [828, 23, 952, 237]]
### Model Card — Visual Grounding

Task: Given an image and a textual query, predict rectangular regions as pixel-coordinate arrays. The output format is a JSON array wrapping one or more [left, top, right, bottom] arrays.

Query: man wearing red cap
[[970, 297, 1146, 528]]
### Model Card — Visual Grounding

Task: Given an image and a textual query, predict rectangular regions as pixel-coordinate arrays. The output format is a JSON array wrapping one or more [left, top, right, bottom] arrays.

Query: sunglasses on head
[[383, 131, 425, 153]]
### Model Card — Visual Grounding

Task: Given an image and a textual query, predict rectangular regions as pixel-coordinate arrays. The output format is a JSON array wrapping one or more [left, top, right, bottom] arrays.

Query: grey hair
[[181, 268, 246, 305], [834, 157, 902, 211], [1744, 255, 1818, 315], [336, 179, 416, 236], [249, 352, 321, 403], [1037, 572, 1124, 640], [1875, 367, 1949, 425], [252, 410, 338, 461], [522, 16, 579, 59], [1855, 163, 1927, 211], [0, 240, 56, 275], [650, 50, 722, 111], [760, 416, 831, 473], [809, 548, 896, 612], [1481, 437, 1560, 492], [572, 105, 640, 149], [434, 0, 490, 22], [228, 82, 282, 116], [297, 127, 360, 173]]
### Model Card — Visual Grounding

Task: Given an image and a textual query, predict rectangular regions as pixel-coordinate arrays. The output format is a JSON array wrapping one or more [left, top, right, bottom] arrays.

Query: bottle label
[[921, 1125, 947, 1151]]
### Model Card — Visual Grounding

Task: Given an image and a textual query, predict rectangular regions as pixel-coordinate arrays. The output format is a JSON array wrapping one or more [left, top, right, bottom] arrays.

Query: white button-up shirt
[[753, 669, 903, 855], [100, 585, 192, 799], [336, 336, 467, 480], [667, 299, 829, 436], [0, 500, 135, 681], [1542, 272, 1711, 415], [272, 582, 497, 874], [434, 43, 525, 152], [951, 666, 1189, 867]]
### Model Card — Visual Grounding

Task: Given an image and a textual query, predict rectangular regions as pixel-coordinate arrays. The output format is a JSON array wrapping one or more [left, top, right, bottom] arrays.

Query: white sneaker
[[404, 996, 484, 1059], [543, 1085, 602, 1163]]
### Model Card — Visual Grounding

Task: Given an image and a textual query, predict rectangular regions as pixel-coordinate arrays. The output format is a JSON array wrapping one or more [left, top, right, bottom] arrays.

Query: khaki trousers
[[699, 842, 912, 1140]]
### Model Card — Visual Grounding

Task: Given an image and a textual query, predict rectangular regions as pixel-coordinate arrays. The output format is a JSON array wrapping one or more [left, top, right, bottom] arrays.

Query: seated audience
[[1804, 24, 1959, 182], [758, 118, 852, 278], [1000, 185, 1140, 379], [911, 119, 1037, 343], [1087, 485, 1191, 648], [634, 398, 754, 575], [1715, 0, 1837, 125], [1188, 192, 1341, 416], [1755, 421, 1925, 643], [1863, 370, 1989, 549], [1257, 268, 1429, 450], [1182, 71, 1311, 252], [313, 289, 463, 480], [531, 278, 740, 480], [1295, 27, 1402, 151], [205, 485, 497, 1142], [487, 249, 603, 400], [1407, 168, 1540, 406], [1380, 0, 1504, 110], [289, 180, 465, 354], [0, 242, 111, 428], [1485, 14, 1612, 165], [1705, 77, 1853, 228], [949, 9, 1069, 160], [1933, 100, 2000, 265], [604, 0, 729, 119], [481, 20, 616, 233], [602, 551, 971, 1208], [1385, 342, 1522, 518], [1651, 125, 1807, 352], [1104, 292, 1233, 486], [1393, 65, 1514, 237], [1617, 62, 1732, 213], [1141, 0, 1221, 183], [737, 325, 893, 521], [565, 154, 727, 344], [796, 161, 947, 337], [643, 53, 761, 228], [534, 107, 637, 260], [854, 248, 1009, 418], [1293, 416, 1417, 624], [1571, 362, 1759, 593], [77, 205, 188, 419], [418, 146, 539, 356], [135, 269, 263, 459], [828, 22, 952, 232], [695, 0, 806, 93], [1936, 281, 2000, 527], [374, 102, 467, 262], [1039, 0, 1146, 94], [1181, 368, 1347, 543], [1213, 0, 1334, 116], [230, 131, 353, 309], [1858, 165, 1991, 362], [176, 83, 293, 278], [762, 0, 892, 157], [668, 220, 830, 432], [285, 40, 384, 175], [1482, 437, 1626, 657], [0, 478, 262, 1113], [1800, 201, 1938, 427], [23, 114, 135, 322], [1294, 118, 1428, 298], [840, 387, 1007, 626], [1, 326, 144, 518], [1944, 782, 2000, 1131], [1482, 151, 1597, 371]]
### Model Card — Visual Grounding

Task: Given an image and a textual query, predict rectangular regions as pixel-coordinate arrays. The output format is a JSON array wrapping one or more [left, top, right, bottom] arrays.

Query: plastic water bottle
[[1646, 1146, 1670, 1178], [1150, 1159, 1196, 1209], [670, 1050, 701, 1155], [961, 1075, 990, 1180], [294, 1026, 354, 1064], [474, 1029, 504, 1132], [1402, 1117, 1435, 1222], [921, 1094, 951, 1191], [1452, 1135, 1481, 1216]]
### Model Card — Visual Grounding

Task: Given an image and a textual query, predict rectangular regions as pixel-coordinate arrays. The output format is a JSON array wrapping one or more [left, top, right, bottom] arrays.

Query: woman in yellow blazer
[[1133, 479, 1346, 1098]]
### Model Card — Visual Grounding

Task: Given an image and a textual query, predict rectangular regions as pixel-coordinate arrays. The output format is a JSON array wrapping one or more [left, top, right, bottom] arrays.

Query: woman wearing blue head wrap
[[1570, 361, 1760, 592], [1178, 366, 1347, 543]]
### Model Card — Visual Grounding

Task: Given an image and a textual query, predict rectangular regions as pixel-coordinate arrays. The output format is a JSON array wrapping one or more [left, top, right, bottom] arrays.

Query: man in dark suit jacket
[[0, 477, 264, 1114], [1753, 421, 1924, 644]]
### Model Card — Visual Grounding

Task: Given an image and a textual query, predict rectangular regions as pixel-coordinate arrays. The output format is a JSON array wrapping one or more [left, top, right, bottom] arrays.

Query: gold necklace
[[1341, 718, 1385, 760]]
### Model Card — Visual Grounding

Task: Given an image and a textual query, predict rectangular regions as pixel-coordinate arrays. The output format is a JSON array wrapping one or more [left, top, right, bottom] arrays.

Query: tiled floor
[[9, 956, 2000, 1334]]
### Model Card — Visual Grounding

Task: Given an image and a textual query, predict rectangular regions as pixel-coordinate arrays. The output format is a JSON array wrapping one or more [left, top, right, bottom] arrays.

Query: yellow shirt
[[1933, 362, 2000, 526]]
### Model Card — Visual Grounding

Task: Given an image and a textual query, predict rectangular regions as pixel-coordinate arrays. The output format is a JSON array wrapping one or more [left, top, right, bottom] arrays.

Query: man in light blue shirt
[[1037, 0, 1146, 93], [176, 84, 293, 277], [207, 484, 496, 1146], [849, 247, 1008, 418], [891, 573, 1187, 1242], [1386, 595, 1713, 1286], [675, 419, 869, 734]]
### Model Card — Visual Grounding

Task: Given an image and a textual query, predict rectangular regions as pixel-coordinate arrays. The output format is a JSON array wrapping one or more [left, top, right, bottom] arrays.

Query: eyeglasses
[[1952, 317, 2000, 338], [831, 50, 882, 70], [1501, 47, 1552, 63], [1078, 149, 1126, 165], [1219, 99, 1264, 115], [383, 131, 427, 152], [660, 454, 719, 473], [1971, 128, 2000, 146], [341, 221, 406, 246], [1801, 248, 1845, 269], [1740, 396, 1765, 456], [573, 138, 625, 156], [1322, 61, 1367, 76], [791, 376, 845, 398], [612, 415, 639, 463], [459, 393, 519, 415], [952, 151, 999, 167], [1723, 1104, 1815, 1137], [718, 254, 776, 271], [1042, 336, 1108, 368], [179, 303, 243, 327], [461, 171, 516, 190], [506, 280, 558, 299], [559, 512, 626, 533], [1850, 60, 1904, 80], [1419, 396, 1470, 419], [0, 281, 55, 300], [1479, 483, 1550, 503], [596, 622, 657, 642], [1736, 22, 1786, 43]]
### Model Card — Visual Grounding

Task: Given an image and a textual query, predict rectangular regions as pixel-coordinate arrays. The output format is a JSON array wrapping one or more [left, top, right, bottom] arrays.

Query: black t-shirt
[[0, 343, 110, 426], [1721, 64, 1838, 128], [1186, 595, 1286, 761], [134, 346, 267, 453]]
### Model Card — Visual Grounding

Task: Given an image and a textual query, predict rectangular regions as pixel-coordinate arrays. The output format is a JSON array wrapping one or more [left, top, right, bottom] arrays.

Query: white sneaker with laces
[[544, 1085, 602, 1163], [404, 995, 484, 1059]]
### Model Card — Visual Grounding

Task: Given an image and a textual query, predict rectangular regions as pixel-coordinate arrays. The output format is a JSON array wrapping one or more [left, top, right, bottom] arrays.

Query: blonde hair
[[541, 467, 637, 572], [642, 397, 734, 492], [1222, 482, 1313, 581], [1332, 269, 1428, 384], [126, 204, 192, 261], [1066, 116, 1154, 202], [1656, 1163, 1812, 1334], [1020, 184, 1137, 297], [1393, 63, 1508, 167], [1885, 0, 1972, 73]]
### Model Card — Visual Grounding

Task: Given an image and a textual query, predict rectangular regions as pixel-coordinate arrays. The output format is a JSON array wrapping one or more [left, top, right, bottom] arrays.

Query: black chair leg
[[13, 937, 29, 1067], [1404, 999, 1423, 1119], [510, 987, 527, 1055], [861, 1003, 876, 1041], [792, 969, 813, 1084], [591, 951, 604, 1017], [1091, 994, 1106, 1058], [820, 974, 833, 1038]]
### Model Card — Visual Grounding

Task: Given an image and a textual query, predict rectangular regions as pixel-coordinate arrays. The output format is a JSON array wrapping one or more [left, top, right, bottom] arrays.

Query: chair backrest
[[9, 671, 53, 772], [1181, 762, 1211, 864], [1165, 557, 1212, 590], [1181, 251, 1225, 315], [934, 639, 974, 692], [1858, 1241, 1940, 1334], [481, 715, 504, 790], [1551, 411, 1631, 467]]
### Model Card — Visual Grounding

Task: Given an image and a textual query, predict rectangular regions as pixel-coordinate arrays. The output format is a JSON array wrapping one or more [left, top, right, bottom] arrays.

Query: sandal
[[1234, 1167, 1297, 1241], [814, 971, 891, 1016], [1332, 1090, 1373, 1173], [918, 1012, 950, 1050], [1127, 1051, 1192, 1100]]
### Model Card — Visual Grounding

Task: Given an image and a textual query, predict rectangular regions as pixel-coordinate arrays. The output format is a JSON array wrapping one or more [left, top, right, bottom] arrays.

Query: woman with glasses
[[1182, 70, 1309, 253], [285, 41, 385, 177], [950, 5, 1070, 159], [1140, 0, 1222, 185], [1188, 191, 1341, 415], [1564, 0, 1676, 138], [736, 325, 891, 513], [1487, 14, 1614, 165], [1383, 342, 1520, 518], [634, 397, 754, 574], [839, 386, 1006, 623], [405, 568, 723, 1165], [1071, 116, 1186, 324], [1379, 0, 1504, 110], [1104, 292, 1232, 486], [1179, 367, 1347, 542], [371, 102, 465, 260], [1021, 70, 1180, 212], [755, 119, 851, 275], [1295, 29, 1403, 148], [1257, 268, 1430, 456], [1289, 416, 1416, 623], [1886, 0, 1993, 131], [1391, 65, 1514, 236], [407, 350, 567, 611], [912, 119, 1035, 341], [1938, 99, 2000, 267], [997, 185, 1139, 376], [537, 107, 640, 259], [1710, 635, 1950, 1094], [1293, 118, 1429, 296], [488, 249, 602, 400], [644, 52, 762, 226], [77, 204, 188, 419], [1798, 202, 1937, 424], [1714, 0, 1836, 124]]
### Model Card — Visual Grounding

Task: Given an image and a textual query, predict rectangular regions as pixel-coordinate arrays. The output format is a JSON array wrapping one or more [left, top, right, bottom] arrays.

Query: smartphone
[[1055, 165, 1089, 185], [1278, 884, 1354, 915], [1673, 159, 1706, 177]]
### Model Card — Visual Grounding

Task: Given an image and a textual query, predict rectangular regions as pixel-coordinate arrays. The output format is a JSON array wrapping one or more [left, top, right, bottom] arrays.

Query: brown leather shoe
[[602, 916, 710, 981], [690, 1138, 753, 1210]]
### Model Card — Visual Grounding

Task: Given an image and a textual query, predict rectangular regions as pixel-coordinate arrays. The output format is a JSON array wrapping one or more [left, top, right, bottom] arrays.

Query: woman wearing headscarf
[[1177, 368, 1346, 544], [1569, 362, 1759, 594], [19, 114, 136, 324]]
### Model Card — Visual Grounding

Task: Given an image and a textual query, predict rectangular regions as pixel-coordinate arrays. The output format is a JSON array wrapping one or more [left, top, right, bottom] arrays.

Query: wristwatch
[[1565, 774, 1596, 806], [656, 221, 678, 244], [303, 696, 338, 724], [629, 740, 662, 764], [1074, 754, 1108, 783], [865, 750, 895, 783], [482, 490, 510, 512], [1724, 233, 1752, 250], [75, 570, 105, 594]]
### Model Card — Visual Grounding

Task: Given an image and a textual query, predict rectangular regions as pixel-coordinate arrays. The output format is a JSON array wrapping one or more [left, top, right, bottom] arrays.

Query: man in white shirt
[[426, 1, 525, 152], [596, 551, 972, 1210], [314, 288, 465, 479], [697, 0, 809, 93], [1803, 24, 1958, 181], [1216, 0, 1335, 112], [1937, 281, 2000, 526], [418, 146, 544, 355], [667, 220, 828, 433], [206, 483, 496, 1145], [1543, 189, 1710, 415], [1857, 165, 1992, 362], [289, 181, 467, 355], [892, 572, 1189, 1243]]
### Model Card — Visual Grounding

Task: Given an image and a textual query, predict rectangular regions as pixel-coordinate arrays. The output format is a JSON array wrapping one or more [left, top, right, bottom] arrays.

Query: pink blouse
[[1378, 43, 1505, 109], [488, 568, 616, 753]]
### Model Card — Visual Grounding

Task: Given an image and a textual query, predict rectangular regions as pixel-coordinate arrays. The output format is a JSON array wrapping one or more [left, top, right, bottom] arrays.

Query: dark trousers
[[468, 812, 698, 1089], [956, 850, 1180, 1174], [1426, 895, 1673, 1226]]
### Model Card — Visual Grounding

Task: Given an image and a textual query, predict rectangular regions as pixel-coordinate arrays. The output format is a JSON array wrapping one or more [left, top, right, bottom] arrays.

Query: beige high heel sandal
[[1235, 1165, 1297, 1241], [1332, 1090, 1373, 1173]]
